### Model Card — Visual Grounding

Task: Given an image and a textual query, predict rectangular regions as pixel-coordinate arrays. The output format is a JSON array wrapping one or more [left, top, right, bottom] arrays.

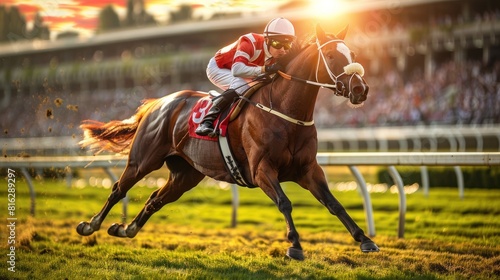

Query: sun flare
[[309, 0, 345, 18]]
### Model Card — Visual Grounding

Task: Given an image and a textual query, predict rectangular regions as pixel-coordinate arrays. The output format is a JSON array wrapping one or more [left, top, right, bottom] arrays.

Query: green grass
[[0, 177, 499, 279]]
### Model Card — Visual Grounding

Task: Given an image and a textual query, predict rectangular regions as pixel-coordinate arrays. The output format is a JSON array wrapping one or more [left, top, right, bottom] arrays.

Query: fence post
[[103, 167, 128, 223], [231, 184, 239, 228], [20, 167, 36, 216], [348, 166, 375, 237], [421, 166, 430, 197], [388, 166, 406, 238]]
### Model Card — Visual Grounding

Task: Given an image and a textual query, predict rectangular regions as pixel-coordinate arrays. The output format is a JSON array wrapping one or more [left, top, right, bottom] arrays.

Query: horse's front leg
[[254, 165, 304, 260], [298, 164, 379, 253]]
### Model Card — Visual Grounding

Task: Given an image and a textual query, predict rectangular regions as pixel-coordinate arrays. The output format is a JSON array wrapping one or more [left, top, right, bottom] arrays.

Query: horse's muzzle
[[349, 81, 369, 104]]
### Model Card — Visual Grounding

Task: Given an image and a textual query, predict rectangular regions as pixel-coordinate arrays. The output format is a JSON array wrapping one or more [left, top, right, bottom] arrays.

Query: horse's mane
[[278, 34, 314, 67]]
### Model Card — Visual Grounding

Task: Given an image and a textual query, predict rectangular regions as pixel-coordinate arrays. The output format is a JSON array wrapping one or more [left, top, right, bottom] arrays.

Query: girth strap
[[218, 135, 251, 187]]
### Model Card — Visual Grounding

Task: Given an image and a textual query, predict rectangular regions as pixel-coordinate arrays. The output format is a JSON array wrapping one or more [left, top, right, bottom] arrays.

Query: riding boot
[[195, 89, 239, 137]]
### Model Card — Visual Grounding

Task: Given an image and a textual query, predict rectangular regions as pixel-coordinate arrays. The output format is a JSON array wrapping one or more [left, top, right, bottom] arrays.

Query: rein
[[277, 70, 335, 89]]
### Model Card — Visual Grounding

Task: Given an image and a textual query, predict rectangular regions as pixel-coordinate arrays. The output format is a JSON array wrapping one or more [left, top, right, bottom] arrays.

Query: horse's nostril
[[352, 85, 365, 95]]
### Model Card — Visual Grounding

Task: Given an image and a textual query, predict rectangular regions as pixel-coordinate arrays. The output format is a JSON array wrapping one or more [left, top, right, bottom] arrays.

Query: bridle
[[243, 36, 366, 127], [278, 38, 365, 98]]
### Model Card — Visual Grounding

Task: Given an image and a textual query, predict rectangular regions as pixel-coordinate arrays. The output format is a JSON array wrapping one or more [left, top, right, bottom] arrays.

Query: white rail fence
[[1, 125, 498, 156], [1, 152, 499, 238], [317, 125, 500, 152]]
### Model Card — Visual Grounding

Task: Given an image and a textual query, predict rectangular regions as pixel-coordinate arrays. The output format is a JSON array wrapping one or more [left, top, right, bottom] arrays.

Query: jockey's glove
[[265, 63, 284, 74]]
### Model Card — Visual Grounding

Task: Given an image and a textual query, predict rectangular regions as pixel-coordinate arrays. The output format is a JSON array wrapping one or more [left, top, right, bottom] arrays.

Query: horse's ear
[[316, 24, 326, 42], [336, 25, 349, 40]]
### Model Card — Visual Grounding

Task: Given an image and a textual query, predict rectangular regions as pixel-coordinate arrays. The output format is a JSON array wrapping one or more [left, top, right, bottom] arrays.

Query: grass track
[[0, 179, 499, 279]]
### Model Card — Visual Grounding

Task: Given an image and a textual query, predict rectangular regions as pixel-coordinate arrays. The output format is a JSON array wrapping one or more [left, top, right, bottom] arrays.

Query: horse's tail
[[80, 99, 159, 154]]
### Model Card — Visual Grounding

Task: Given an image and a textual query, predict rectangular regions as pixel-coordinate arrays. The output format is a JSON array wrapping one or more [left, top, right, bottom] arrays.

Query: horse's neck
[[268, 52, 320, 121]]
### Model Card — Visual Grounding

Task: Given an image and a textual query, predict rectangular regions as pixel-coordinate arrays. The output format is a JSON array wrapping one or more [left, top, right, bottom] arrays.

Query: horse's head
[[315, 25, 369, 106]]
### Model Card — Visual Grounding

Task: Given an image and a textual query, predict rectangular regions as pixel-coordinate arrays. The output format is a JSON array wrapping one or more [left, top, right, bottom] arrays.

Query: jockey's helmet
[[263, 17, 296, 42]]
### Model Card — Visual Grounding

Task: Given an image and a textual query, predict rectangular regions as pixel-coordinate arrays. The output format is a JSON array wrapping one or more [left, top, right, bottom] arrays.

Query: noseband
[[315, 38, 365, 97]]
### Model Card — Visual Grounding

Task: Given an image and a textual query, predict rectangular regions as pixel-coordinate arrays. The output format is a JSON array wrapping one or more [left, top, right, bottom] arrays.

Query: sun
[[308, 0, 345, 18]]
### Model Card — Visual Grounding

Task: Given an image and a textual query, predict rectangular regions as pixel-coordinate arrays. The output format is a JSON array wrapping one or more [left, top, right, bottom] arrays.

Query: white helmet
[[263, 17, 296, 40]]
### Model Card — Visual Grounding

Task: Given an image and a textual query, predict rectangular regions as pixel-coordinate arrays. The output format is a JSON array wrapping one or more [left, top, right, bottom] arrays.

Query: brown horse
[[76, 24, 379, 260]]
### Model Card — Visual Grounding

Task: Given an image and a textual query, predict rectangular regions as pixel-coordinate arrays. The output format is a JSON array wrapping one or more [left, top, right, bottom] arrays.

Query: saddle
[[190, 82, 267, 140]]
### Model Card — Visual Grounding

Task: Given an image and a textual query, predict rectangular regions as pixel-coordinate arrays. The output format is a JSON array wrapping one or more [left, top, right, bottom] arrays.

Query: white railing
[[2, 125, 498, 156], [1, 152, 499, 238], [317, 125, 500, 152]]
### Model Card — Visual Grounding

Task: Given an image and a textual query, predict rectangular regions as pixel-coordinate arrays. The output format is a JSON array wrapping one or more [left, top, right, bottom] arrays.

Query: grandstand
[[1, 0, 499, 149]]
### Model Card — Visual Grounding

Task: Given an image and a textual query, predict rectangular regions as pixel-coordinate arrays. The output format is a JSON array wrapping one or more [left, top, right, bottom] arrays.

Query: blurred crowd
[[314, 59, 500, 128], [310, 9, 500, 127], [2, 57, 499, 139]]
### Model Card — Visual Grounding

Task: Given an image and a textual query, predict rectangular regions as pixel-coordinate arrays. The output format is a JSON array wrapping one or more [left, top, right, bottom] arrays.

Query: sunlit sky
[[3, 0, 301, 39]]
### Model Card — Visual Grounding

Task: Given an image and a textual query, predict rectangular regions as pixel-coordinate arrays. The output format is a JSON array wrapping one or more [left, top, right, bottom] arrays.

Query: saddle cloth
[[188, 96, 234, 141], [188, 83, 265, 141]]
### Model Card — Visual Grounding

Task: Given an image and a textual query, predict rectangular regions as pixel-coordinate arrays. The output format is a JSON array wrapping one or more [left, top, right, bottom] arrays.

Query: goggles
[[269, 39, 292, 50]]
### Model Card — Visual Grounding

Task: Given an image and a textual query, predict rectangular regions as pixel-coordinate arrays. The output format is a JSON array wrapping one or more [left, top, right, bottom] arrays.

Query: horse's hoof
[[361, 241, 380, 253], [76, 221, 94, 236], [108, 223, 130, 237], [108, 223, 127, 238], [286, 247, 305, 261]]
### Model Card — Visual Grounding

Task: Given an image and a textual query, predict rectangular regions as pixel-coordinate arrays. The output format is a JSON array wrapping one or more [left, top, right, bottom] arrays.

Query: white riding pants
[[206, 57, 252, 95]]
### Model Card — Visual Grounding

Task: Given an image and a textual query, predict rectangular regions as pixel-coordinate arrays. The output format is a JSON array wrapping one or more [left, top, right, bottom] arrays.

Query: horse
[[76, 24, 379, 260]]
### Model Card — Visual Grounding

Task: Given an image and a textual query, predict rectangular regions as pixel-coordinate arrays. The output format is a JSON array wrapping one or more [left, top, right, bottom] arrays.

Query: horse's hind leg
[[298, 164, 379, 253], [108, 156, 205, 238], [76, 160, 156, 236], [77, 106, 172, 237]]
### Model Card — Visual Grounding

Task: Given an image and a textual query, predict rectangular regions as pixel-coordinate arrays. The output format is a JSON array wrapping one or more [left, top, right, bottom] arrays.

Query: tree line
[[97, 3, 197, 32], [0, 2, 198, 43], [0, 5, 50, 43]]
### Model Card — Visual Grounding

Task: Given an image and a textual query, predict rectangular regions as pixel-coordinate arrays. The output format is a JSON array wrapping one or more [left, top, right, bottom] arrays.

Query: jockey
[[195, 17, 296, 137]]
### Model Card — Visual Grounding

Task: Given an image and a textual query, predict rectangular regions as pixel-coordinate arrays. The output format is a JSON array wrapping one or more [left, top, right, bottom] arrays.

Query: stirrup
[[195, 122, 215, 137], [196, 127, 217, 137], [208, 130, 218, 138]]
